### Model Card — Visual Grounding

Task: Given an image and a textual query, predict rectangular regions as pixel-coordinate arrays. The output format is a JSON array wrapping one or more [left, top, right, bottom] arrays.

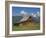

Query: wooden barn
[[15, 16, 32, 25]]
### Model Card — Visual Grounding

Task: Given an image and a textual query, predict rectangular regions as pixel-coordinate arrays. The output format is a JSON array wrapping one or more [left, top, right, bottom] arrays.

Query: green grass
[[12, 22, 40, 31]]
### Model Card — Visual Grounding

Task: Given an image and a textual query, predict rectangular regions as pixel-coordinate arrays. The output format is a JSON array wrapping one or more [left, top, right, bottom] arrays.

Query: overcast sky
[[12, 7, 40, 16]]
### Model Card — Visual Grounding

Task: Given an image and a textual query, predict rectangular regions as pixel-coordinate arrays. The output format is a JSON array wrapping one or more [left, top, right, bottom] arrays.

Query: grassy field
[[12, 22, 40, 31]]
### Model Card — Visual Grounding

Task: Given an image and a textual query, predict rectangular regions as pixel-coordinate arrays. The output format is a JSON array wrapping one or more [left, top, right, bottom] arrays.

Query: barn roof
[[19, 16, 29, 22], [16, 16, 31, 23]]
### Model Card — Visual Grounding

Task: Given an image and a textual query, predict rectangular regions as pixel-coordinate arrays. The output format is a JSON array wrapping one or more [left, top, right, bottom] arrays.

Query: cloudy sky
[[12, 7, 40, 17]]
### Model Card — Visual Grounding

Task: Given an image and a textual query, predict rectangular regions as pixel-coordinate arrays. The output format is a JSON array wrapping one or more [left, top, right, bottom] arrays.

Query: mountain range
[[12, 14, 40, 24]]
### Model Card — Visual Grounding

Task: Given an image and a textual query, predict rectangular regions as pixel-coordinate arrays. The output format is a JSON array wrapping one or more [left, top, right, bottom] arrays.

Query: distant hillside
[[12, 16, 23, 24], [12, 16, 40, 24], [32, 16, 40, 23]]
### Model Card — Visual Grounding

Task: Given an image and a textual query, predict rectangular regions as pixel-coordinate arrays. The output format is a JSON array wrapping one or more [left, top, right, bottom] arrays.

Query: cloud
[[31, 13, 34, 16], [20, 10, 40, 17], [33, 14, 37, 17], [31, 13, 37, 17], [20, 10, 27, 15], [37, 12, 40, 16], [31, 12, 40, 17]]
